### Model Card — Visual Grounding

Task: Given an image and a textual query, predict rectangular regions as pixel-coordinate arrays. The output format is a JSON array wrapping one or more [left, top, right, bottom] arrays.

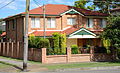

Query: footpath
[[0, 57, 120, 72]]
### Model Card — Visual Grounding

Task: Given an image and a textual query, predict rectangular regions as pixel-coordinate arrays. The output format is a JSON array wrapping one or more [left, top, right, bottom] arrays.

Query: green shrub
[[28, 34, 50, 49], [28, 34, 36, 48], [71, 45, 79, 54]]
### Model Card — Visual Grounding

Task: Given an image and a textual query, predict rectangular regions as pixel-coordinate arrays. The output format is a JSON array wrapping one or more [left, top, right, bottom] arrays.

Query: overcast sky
[[0, 0, 92, 18]]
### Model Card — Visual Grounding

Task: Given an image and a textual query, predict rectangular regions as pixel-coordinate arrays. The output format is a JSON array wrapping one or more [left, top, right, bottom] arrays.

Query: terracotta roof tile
[[0, 32, 6, 37], [22, 4, 108, 16], [30, 27, 79, 36]]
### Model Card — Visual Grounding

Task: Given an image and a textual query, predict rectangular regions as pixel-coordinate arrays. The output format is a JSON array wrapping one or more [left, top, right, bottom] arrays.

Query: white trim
[[69, 28, 96, 37], [68, 35, 97, 38], [28, 30, 35, 35], [31, 26, 72, 31], [60, 9, 84, 16]]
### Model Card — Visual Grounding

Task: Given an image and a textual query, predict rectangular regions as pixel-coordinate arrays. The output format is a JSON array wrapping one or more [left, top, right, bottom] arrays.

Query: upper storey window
[[87, 18, 106, 28], [67, 17, 76, 25], [31, 18, 40, 28], [47, 18, 56, 28]]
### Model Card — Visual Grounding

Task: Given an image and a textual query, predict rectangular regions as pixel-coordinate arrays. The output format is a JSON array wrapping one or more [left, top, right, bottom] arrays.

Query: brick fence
[[0, 42, 115, 63], [41, 48, 92, 63]]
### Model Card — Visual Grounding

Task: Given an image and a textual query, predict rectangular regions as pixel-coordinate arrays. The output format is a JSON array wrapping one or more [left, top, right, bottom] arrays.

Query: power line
[[33, 0, 41, 7], [0, 0, 15, 10]]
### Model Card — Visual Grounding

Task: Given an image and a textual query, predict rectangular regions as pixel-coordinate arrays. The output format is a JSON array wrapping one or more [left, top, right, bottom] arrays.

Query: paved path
[[0, 58, 23, 66], [41, 69, 120, 73]]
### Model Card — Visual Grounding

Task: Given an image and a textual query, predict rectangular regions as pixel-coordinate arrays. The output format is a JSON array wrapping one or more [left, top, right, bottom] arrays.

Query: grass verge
[[0, 56, 41, 64], [41, 62, 120, 70]]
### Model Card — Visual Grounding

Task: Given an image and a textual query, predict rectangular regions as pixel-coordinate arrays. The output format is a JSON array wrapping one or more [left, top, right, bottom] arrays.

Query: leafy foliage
[[52, 32, 67, 54], [28, 34, 50, 49], [102, 39, 111, 54], [93, 0, 120, 14], [101, 16, 120, 57], [71, 45, 79, 54], [74, 0, 96, 10], [102, 16, 120, 47]]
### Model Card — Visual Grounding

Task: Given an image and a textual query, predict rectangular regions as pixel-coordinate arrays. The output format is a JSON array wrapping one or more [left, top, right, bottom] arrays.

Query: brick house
[[4, 4, 108, 48]]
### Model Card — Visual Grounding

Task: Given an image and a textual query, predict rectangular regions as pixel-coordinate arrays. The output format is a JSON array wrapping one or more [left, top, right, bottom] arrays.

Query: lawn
[[41, 62, 120, 70], [0, 63, 10, 68]]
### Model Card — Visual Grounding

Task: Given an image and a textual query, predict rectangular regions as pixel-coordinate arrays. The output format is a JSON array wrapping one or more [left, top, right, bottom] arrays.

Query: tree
[[52, 32, 67, 54], [60, 33, 66, 54], [74, 0, 96, 10], [101, 16, 120, 58], [93, 0, 120, 14]]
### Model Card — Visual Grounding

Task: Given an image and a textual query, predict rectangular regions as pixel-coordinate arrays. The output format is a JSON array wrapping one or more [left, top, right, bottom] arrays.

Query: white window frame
[[101, 19, 106, 28], [67, 17, 76, 25], [47, 18, 56, 28], [31, 17, 40, 28], [87, 18, 93, 28]]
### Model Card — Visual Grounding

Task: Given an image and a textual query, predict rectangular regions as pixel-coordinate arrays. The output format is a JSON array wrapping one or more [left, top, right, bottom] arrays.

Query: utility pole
[[43, 4, 46, 39], [23, 0, 30, 71]]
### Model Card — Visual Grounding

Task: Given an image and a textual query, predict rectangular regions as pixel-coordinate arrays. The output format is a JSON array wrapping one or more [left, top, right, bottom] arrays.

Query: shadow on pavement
[[0, 61, 23, 71]]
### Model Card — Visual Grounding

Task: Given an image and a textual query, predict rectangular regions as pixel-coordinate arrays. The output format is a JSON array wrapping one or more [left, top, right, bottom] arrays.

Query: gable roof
[[69, 28, 96, 36], [4, 4, 108, 20], [22, 4, 108, 16], [30, 27, 102, 38]]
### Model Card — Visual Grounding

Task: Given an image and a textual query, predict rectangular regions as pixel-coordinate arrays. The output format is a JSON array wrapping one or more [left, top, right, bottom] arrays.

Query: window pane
[[89, 19, 93, 28], [47, 18, 51, 28], [72, 18, 76, 25], [31, 18, 35, 28], [67, 18, 71, 25], [35, 18, 40, 28], [51, 18, 56, 28], [87, 18, 90, 28], [102, 19, 106, 28]]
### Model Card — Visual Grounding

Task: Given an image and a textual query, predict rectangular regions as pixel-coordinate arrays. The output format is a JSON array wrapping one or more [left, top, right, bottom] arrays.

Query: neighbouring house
[[0, 20, 6, 41], [4, 4, 108, 48], [110, 7, 120, 15], [0, 20, 5, 32]]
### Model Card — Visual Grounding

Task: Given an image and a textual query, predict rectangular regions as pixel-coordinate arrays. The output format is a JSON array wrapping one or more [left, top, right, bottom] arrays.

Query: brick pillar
[[67, 48, 71, 63], [42, 48, 46, 63], [90, 46, 94, 61]]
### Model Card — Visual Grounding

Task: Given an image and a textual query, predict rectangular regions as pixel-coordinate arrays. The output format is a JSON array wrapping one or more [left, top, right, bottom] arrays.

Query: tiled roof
[[21, 4, 108, 16], [0, 32, 6, 37], [30, 27, 103, 37], [110, 7, 120, 11]]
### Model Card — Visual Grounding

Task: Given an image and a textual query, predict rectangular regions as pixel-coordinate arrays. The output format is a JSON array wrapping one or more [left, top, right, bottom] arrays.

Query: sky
[[0, 0, 92, 18]]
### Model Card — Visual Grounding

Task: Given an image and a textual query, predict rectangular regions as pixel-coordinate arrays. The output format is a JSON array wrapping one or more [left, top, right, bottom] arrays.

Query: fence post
[[6, 42, 9, 57], [90, 46, 94, 61], [0, 43, 1, 55], [3, 42, 5, 56], [11, 42, 14, 57], [42, 48, 46, 63], [67, 47, 71, 63], [17, 42, 20, 58]]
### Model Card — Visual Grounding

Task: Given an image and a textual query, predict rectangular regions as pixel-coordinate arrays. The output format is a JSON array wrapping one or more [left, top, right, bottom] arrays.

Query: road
[[41, 69, 120, 73]]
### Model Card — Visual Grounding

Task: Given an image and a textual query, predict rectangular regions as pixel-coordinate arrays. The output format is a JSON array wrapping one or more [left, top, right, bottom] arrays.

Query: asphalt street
[[40, 69, 120, 73]]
